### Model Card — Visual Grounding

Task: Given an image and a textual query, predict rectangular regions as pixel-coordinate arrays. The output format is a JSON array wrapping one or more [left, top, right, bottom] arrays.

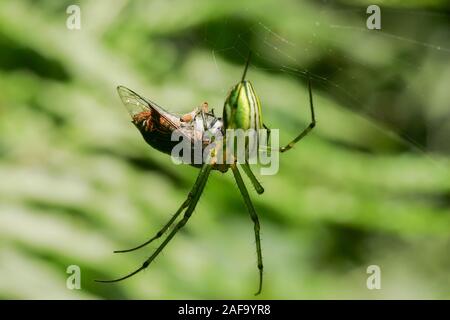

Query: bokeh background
[[0, 0, 449, 299]]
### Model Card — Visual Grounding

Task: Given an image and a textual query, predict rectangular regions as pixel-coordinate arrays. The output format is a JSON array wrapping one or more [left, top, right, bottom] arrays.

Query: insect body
[[118, 87, 222, 161], [96, 53, 316, 295]]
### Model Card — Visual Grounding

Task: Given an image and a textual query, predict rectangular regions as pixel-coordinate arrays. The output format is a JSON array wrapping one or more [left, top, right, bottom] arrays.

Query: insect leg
[[231, 164, 263, 295], [241, 162, 264, 194], [95, 164, 212, 284], [200, 110, 208, 131]]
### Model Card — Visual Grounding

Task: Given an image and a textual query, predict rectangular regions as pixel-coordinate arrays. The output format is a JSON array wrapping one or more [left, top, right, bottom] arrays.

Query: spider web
[[197, 6, 450, 168]]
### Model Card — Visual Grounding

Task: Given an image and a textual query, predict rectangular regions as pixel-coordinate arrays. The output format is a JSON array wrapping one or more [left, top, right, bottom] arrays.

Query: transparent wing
[[117, 85, 154, 117], [117, 85, 181, 130]]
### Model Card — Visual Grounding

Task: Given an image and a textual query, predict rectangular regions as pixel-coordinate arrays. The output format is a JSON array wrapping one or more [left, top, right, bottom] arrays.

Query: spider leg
[[264, 76, 316, 153], [263, 123, 271, 142], [96, 164, 212, 283], [241, 162, 264, 194], [114, 198, 190, 253], [231, 164, 263, 295]]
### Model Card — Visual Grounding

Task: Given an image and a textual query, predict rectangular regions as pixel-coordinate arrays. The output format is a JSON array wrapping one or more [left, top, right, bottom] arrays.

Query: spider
[[96, 52, 316, 295]]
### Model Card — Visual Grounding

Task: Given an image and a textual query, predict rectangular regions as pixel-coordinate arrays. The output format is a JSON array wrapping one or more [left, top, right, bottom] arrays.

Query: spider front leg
[[265, 77, 316, 153], [114, 198, 190, 253], [231, 164, 263, 295], [96, 164, 212, 283]]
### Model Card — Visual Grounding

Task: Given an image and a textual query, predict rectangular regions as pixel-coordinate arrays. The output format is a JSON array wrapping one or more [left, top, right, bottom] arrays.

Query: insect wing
[[117, 85, 151, 116], [117, 85, 180, 131]]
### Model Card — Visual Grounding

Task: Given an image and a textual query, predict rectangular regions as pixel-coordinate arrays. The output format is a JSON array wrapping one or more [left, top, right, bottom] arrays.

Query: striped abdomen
[[223, 80, 263, 131]]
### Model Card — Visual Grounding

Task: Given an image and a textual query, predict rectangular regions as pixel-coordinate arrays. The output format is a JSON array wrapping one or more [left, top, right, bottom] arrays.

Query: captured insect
[[96, 52, 316, 295]]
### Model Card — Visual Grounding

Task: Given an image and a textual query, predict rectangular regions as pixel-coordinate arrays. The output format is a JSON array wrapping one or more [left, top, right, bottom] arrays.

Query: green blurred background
[[0, 0, 449, 299]]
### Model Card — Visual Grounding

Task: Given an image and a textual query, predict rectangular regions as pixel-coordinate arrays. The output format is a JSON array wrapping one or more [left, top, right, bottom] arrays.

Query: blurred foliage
[[0, 0, 449, 299]]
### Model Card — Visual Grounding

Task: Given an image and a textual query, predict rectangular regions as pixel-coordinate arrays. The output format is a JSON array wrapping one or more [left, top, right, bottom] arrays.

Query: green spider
[[96, 53, 316, 295]]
